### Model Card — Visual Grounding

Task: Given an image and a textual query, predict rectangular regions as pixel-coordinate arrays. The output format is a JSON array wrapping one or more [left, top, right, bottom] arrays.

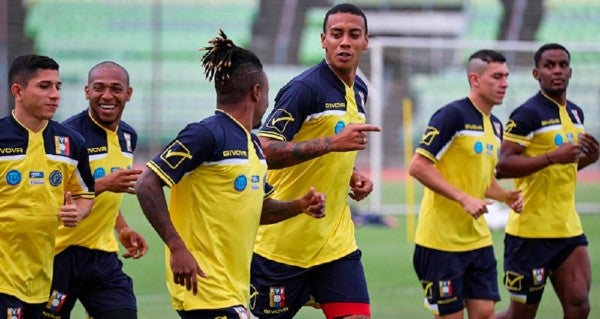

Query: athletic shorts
[[0, 294, 43, 319], [502, 233, 588, 304], [177, 305, 249, 319], [249, 250, 370, 319], [42, 246, 136, 318], [413, 244, 500, 316]]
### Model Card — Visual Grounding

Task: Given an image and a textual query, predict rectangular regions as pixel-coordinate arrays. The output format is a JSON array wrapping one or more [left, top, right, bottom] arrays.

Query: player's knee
[[564, 295, 590, 319]]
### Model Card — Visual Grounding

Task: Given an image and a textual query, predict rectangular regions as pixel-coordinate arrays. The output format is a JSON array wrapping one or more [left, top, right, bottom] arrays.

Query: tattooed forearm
[[262, 137, 332, 169]]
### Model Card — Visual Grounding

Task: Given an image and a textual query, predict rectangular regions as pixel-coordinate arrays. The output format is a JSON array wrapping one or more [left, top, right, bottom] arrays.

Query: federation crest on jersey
[[439, 280, 453, 298], [571, 109, 582, 124], [124, 132, 133, 152], [6, 169, 22, 186], [49, 170, 63, 186], [160, 140, 192, 169], [269, 287, 286, 308], [46, 290, 68, 312], [54, 136, 70, 156], [6, 307, 22, 319]]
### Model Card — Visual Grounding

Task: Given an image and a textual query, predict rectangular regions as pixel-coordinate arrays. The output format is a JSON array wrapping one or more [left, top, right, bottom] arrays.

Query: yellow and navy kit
[[503, 91, 586, 238], [54, 110, 136, 254], [255, 60, 367, 268], [415, 98, 503, 252], [146, 110, 273, 311], [0, 112, 95, 303]]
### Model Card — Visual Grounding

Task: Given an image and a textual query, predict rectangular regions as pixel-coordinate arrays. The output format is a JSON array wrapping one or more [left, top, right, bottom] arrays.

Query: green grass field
[[72, 180, 600, 318]]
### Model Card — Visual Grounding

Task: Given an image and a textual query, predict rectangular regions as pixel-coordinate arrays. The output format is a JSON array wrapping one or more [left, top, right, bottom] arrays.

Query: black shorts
[[502, 233, 588, 304], [177, 305, 249, 319], [413, 244, 500, 316], [42, 246, 136, 317], [250, 250, 370, 319], [0, 294, 43, 319]]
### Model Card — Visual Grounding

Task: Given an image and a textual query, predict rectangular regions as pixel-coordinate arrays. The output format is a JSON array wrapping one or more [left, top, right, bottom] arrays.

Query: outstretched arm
[[95, 168, 143, 194], [259, 123, 381, 169], [260, 187, 326, 224], [135, 169, 206, 294]]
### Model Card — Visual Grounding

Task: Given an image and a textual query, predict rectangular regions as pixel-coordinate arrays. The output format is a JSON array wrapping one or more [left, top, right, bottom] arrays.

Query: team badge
[[554, 134, 564, 146], [6, 307, 22, 319], [124, 132, 133, 152], [571, 109, 582, 124], [6, 169, 22, 186], [49, 170, 63, 187], [532, 268, 546, 286], [335, 121, 345, 134], [54, 136, 70, 156], [269, 287, 286, 308], [46, 290, 68, 312], [234, 175, 247, 191], [160, 140, 192, 169], [439, 280, 453, 298]]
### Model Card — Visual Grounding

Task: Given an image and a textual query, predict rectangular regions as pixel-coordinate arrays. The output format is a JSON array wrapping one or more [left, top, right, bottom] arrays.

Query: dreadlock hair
[[200, 29, 264, 104]]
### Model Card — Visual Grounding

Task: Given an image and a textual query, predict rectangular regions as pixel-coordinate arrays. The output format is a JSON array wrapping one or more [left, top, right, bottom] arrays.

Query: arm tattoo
[[265, 137, 332, 169]]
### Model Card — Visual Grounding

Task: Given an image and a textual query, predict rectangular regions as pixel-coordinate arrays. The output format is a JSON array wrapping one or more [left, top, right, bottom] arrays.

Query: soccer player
[[0, 54, 95, 318], [249, 3, 380, 319], [134, 30, 326, 318], [496, 43, 599, 319], [408, 49, 523, 319], [42, 61, 147, 319]]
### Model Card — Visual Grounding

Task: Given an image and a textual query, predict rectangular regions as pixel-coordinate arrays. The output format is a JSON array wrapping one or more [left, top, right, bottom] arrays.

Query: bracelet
[[545, 153, 553, 164]]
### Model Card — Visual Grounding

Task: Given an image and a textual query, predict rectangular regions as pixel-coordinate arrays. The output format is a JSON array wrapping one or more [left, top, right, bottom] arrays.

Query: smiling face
[[85, 63, 132, 131], [12, 68, 62, 131], [321, 12, 369, 84]]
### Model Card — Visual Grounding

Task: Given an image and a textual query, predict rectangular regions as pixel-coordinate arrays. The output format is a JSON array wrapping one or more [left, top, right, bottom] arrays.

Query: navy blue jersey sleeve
[[417, 105, 461, 158], [259, 81, 315, 141], [148, 123, 215, 187], [505, 105, 536, 138]]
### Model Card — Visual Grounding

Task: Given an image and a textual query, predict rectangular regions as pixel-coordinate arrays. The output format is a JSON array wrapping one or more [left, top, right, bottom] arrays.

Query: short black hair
[[323, 3, 368, 34], [8, 54, 59, 87], [468, 49, 507, 64], [534, 43, 570, 67], [88, 61, 130, 86], [200, 29, 264, 104]]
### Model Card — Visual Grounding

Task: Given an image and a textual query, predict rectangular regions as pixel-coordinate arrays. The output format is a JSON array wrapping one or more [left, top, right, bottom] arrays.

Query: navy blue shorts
[[177, 305, 249, 319], [249, 250, 370, 319], [502, 233, 588, 304], [0, 294, 43, 319], [413, 244, 500, 316], [42, 246, 136, 318]]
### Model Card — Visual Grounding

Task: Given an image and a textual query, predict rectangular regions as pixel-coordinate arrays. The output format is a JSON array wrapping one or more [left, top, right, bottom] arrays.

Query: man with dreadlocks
[[135, 30, 326, 318], [250, 3, 380, 319]]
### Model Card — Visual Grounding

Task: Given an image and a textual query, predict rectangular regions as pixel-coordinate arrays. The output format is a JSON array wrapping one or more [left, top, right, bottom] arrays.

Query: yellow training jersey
[[147, 110, 273, 311], [503, 91, 585, 238], [255, 60, 368, 267], [414, 98, 503, 251], [0, 113, 95, 303], [55, 110, 136, 253]]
